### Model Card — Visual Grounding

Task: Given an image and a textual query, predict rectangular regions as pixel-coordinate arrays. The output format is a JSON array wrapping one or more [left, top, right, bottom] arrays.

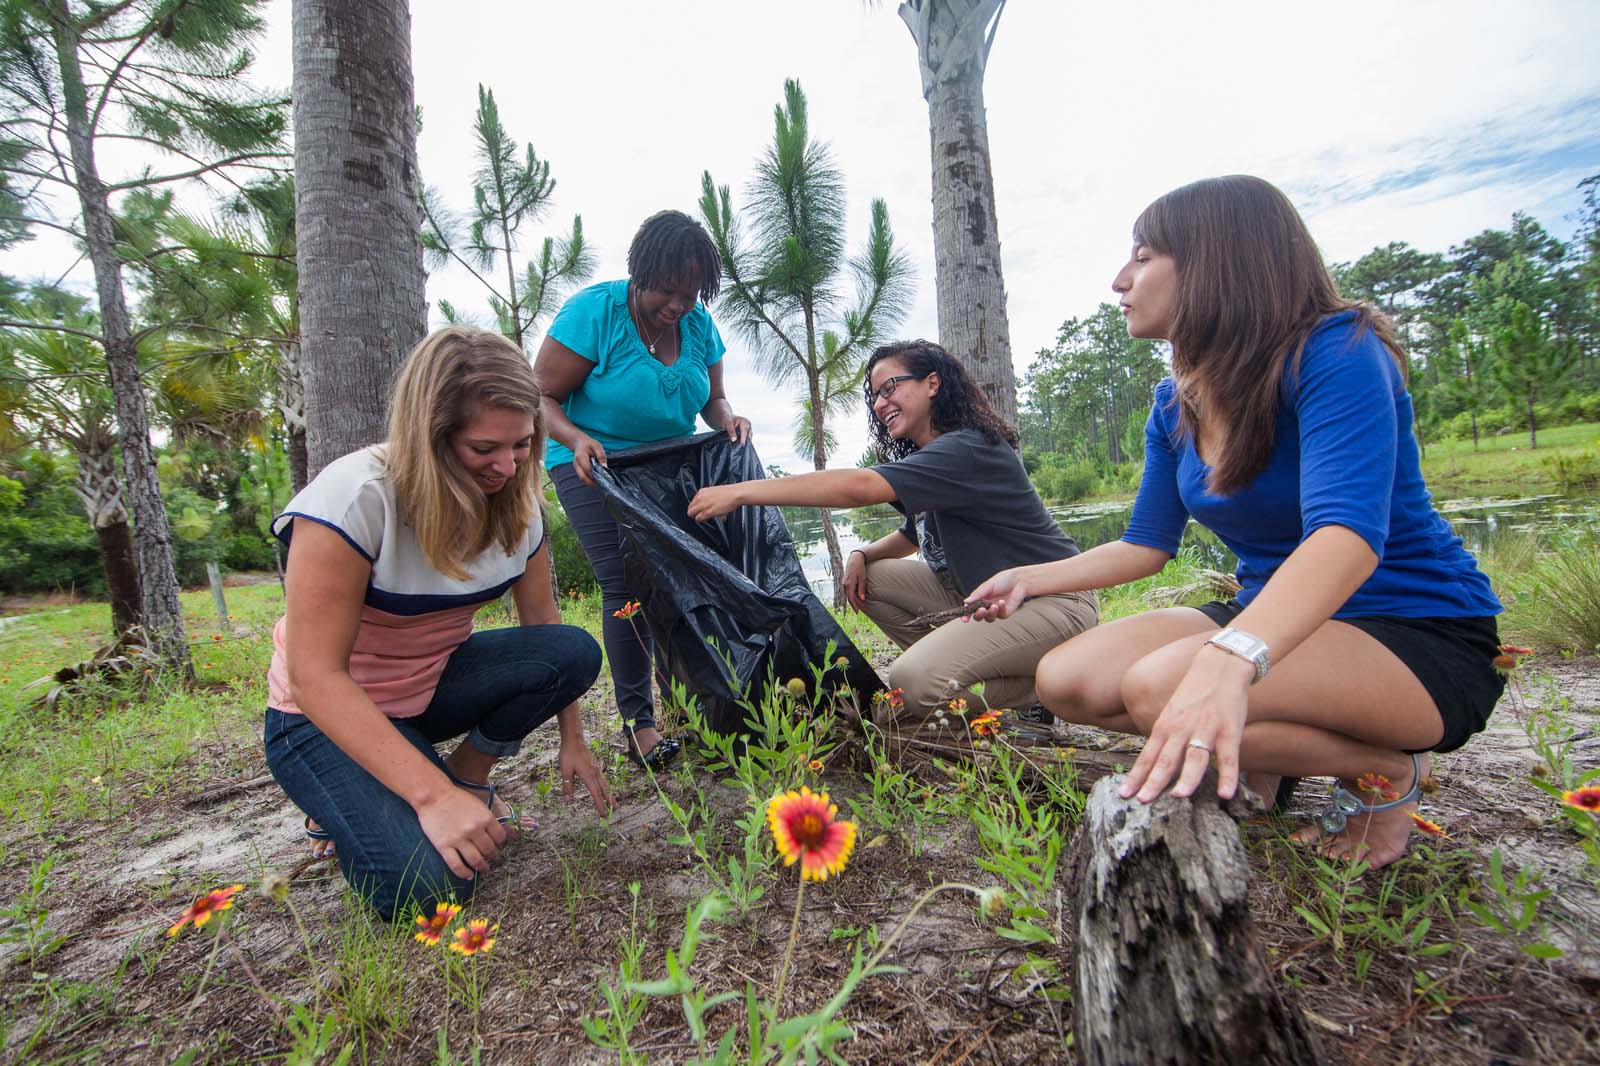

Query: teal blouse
[[543, 279, 726, 469]]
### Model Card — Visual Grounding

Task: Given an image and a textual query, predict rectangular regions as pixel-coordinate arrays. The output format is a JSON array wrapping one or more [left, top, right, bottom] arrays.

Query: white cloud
[[7, 0, 1598, 471]]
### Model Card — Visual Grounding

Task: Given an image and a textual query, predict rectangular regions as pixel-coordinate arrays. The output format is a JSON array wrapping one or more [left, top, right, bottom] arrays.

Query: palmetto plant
[[700, 79, 912, 607]]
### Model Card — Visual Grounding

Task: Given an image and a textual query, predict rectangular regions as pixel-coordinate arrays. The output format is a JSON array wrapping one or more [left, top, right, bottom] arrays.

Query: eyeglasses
[[870, 374, 925, 403]]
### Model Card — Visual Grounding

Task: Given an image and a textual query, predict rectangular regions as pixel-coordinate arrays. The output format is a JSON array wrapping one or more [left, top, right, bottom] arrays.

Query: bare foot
[[1244, 772, 1282, 809], [1292, 755, 1428, 868]]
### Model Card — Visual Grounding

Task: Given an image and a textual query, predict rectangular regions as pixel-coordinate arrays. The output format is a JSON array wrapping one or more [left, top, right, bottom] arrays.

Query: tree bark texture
[[276, 340, 309, 492], [75, 441, 141, 636], [1069, 774, 1325, 1066], [292, 0, 426, 479], [899, 0, 1017, 426], [49, 6, 191, 672]]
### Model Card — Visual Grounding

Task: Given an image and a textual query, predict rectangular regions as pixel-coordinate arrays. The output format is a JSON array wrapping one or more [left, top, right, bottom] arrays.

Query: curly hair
[[864, 340, 1018, 462], [626, 209, 722, 304]]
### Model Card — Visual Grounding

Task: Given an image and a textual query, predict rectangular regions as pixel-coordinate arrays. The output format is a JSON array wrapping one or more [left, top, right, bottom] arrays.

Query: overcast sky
[[10, 1, 1600, 472]]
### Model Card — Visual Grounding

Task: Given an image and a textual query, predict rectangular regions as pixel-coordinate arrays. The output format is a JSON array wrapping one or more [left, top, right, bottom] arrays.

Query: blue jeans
[[264, 624, 601, 921]]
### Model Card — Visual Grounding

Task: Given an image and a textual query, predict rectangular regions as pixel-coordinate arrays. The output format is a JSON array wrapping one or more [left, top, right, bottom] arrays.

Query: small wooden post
[[1069, 772, 1325, 1066], [206, 562, 230, 632]]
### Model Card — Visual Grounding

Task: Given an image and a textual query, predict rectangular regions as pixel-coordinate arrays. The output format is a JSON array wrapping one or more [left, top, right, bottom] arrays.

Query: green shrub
[[543, 488, 597, 597], [0, 454, 102, 596]]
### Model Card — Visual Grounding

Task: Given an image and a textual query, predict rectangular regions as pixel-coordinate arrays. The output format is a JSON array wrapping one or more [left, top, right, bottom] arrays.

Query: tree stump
[[1069, 772, 1325, 1066]]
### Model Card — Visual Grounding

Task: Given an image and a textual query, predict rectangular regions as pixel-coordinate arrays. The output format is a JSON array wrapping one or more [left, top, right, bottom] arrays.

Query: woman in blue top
[[535, 210, 750, 770], [969, 176, 1504, 867]]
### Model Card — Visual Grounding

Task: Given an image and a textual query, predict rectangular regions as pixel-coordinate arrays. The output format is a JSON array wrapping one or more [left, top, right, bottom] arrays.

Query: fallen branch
[[182, 773, 276, 808]]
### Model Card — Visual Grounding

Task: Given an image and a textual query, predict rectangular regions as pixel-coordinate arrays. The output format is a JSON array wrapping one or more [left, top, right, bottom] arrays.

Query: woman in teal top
[[535, 209, 749, 769]]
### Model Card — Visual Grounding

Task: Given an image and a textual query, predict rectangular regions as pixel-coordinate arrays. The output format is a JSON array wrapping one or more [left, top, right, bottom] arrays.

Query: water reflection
[[797, 489, 1600, 592]]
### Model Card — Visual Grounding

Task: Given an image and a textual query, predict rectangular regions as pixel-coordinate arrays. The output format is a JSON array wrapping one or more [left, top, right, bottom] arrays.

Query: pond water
[[794, 490, 1600, 595]]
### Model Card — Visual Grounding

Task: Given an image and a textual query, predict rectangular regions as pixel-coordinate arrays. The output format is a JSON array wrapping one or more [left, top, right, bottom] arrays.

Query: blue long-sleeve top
[[1120, 312, 1501, 619]]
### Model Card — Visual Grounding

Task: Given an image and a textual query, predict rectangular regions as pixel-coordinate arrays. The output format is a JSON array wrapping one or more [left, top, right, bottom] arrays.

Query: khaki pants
[[860, 558, 1099, 718]]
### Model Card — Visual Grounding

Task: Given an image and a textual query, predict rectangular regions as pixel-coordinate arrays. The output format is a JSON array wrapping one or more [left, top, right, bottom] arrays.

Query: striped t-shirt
[[265, 447, 545, 718]]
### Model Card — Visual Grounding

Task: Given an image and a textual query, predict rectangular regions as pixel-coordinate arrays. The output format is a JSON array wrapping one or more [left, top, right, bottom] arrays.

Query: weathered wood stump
[[1069, 772, 1325, 1066]]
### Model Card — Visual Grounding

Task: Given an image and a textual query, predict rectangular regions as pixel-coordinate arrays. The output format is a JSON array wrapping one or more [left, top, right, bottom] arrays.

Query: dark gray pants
[[550, 462, 657, 732]]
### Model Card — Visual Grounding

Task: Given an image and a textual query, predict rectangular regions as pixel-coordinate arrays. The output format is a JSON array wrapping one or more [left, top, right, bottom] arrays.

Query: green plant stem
[[221, 926, 283, 1022], [865, 882, 982, 973], [772, 876, 806, 1012]]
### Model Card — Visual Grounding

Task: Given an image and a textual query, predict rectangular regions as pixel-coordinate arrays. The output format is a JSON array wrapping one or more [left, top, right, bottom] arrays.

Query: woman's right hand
[[571, 435, 608, 487], [843, 550, 869, 609], [415, 786, 508, 879], [966, 568, 1027, 621]]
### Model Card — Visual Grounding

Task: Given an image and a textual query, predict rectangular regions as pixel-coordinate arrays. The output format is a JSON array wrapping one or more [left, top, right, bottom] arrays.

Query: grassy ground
[[1420, 421, 1600, 498], [1, 555, 1598, 1064]]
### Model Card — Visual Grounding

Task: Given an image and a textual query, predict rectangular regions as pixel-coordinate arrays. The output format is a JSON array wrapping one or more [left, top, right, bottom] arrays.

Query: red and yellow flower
[[947, 697, 968, 715], [413, 901, 462, 945], [766, 786, 856, 882], [807, 758, 824, 772], [613, 600, 642, 620], [1408, 812, 1450, 839], [1562, 787, 1600, 813], [449, 918, 499, 956], [166, 884, 244, 937], [1355, 772, 1400, 801], [970, 711, 1002, 737]]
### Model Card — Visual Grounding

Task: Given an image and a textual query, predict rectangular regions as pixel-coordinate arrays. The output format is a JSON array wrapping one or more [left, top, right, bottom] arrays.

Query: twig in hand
[[908, 600, 994, 628]]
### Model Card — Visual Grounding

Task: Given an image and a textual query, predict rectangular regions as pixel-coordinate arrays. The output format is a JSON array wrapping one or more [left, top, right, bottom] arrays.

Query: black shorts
[[1194, 600, 1506, 753]]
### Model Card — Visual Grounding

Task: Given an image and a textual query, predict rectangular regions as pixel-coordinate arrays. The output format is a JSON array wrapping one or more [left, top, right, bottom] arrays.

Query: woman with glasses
[[688, 340, 1098, 725]]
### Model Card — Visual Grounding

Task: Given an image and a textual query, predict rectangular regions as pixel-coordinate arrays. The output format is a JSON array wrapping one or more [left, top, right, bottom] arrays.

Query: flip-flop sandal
[[1299, 753, 1423, 848], [623, 730, 682, 771], [304, 815, 334, 842], [451, 776, 530, 833]]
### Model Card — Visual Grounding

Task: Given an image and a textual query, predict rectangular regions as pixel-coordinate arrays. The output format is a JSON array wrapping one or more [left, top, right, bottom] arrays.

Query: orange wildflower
[[808, 758, 824, 772], [766, 786, 856, 882], [1497, 644, 1533, 656], [166, 884, 244, 937], [413, 901, 461, 945], [613, 601, 642, 620], [449, 918, 498, 956], [970, 711, 1002, 736], [1408, 812, 1450, 839], [947, 697, 968, 714], [1355, 772, 1400, 801], [1561, 787, 1600, 813]]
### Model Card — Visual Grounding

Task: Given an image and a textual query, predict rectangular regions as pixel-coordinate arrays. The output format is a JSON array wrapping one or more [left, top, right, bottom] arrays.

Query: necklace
[[630, 287, 668, 355]]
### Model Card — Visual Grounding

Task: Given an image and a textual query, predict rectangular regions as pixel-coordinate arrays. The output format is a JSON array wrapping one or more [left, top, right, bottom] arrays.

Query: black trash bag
[[590, 432, 886, 734]]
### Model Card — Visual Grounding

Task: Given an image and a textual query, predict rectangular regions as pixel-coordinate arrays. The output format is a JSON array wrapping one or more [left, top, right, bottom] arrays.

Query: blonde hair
[[384, 326, 543, 580]]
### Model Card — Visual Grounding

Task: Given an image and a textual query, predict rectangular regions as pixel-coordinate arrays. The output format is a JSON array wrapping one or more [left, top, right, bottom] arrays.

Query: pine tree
[[700, 79, 912, 607], [0, 0, 288, 669]]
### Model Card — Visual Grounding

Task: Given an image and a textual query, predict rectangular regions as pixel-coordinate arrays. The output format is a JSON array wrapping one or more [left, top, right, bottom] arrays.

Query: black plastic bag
[[591, 432, 885, 734]]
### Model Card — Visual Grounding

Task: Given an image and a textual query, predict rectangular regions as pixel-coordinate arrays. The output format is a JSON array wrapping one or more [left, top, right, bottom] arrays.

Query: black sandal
[[623, 729, 682, 771]]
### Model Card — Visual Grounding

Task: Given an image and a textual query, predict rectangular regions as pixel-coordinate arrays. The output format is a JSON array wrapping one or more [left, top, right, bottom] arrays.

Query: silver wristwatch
[[1205, 627, 1270, 684]]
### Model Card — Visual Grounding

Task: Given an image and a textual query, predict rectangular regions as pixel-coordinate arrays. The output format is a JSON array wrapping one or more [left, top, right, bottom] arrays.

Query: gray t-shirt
[[875, 429, 1080, 596]]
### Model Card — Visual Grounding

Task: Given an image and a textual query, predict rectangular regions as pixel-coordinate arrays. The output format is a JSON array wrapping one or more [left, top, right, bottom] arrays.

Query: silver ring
[[1187, 738, 1212, 753]]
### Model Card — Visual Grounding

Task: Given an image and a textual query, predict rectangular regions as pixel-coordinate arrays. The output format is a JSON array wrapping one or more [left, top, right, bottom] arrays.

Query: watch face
[[1216, 629, 1265, 659]]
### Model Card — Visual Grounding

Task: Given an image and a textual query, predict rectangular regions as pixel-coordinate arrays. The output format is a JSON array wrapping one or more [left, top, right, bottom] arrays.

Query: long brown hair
[[384, 326, 543, 579], [1134, 175, 1402, 495]]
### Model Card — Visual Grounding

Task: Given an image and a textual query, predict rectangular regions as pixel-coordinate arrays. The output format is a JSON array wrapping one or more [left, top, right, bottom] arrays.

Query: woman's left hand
[[723, 414, 751, 445], [688, 484, 742, 522], [1119, 649, 1254, 804], [560, 736, 615, 816]]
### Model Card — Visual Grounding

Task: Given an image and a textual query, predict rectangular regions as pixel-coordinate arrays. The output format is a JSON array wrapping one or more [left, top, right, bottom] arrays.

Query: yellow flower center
[[793, 813, 826, 848]]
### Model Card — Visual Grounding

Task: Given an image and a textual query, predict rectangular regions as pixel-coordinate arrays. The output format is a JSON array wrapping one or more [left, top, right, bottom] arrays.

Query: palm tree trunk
[[292, 0, 427, 479], [75, 440, 141, 635], [50, 6, 191, 673], [901, 0, 1016, 426]]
